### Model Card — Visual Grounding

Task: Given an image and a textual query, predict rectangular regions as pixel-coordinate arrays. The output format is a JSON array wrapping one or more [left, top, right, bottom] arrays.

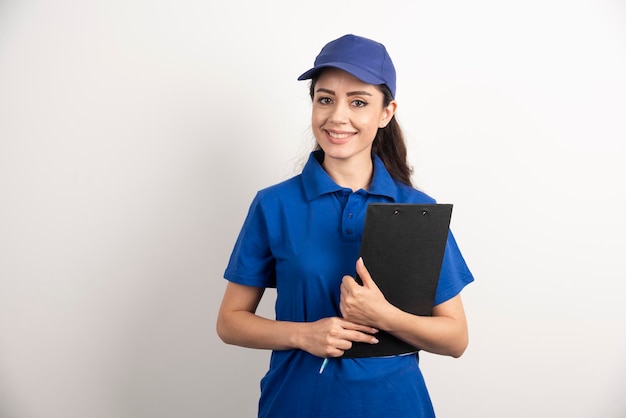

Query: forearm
[[341, 260, 470, 358], [377, 304, 468, 357], [218, 282, 382, 357], [217, 310, 304, 351]]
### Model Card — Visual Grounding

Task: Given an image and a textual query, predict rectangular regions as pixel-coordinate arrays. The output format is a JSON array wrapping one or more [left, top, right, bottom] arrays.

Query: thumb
[[356, 257, 377, 289]]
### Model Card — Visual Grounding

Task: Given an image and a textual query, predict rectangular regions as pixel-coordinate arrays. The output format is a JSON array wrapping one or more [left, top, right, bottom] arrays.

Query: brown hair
[[309, 77, 414, 187]]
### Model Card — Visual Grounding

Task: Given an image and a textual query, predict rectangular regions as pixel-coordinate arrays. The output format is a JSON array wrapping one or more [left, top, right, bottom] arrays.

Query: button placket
[[342, 193, 362, 240]]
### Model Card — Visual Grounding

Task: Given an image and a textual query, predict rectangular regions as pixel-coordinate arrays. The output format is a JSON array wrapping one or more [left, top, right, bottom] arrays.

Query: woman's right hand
[[217, 282, 378, 357], [298, 317, 379, 358]]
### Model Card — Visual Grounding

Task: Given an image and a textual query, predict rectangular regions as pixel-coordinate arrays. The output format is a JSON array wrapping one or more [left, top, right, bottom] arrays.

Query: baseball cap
[[297, 34, 397, 98]]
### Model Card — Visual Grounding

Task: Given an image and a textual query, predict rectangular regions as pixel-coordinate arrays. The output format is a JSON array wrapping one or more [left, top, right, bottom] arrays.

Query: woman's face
[[311, 68, 396, 166]]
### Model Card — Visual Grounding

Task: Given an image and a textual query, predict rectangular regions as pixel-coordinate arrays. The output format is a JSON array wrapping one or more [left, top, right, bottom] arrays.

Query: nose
[[328, 102, 349, 124]]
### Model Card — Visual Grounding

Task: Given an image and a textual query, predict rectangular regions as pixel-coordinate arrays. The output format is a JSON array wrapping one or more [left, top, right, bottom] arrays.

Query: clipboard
[[342, 203, 453, 358]]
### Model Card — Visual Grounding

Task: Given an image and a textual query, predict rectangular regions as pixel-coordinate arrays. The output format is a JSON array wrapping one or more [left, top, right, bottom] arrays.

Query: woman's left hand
[[340, 257, 470, 358], [339, 257, 392, 328]]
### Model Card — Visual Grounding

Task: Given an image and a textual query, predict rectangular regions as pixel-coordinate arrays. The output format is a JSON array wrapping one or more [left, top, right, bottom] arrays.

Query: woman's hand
[[339, 257, 470, 358], [299, 317, 379, 358], [217, 282, 378, 358], [339, 257, 393, 329]]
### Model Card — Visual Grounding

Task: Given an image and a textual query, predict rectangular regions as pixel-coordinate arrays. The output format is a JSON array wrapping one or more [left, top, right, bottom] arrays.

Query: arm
[[339, 258, 469, 358], [216, 281, 380, 358]]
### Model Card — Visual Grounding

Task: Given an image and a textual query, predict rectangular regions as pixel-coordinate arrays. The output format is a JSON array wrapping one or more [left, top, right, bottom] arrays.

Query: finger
[[341, 275, 355, 286], [356, 257, 377, 289], [340, 275, 358, 294], [331, 330, 377, 348], [339, 319, 378, 334], [344, 329, 380, 345]]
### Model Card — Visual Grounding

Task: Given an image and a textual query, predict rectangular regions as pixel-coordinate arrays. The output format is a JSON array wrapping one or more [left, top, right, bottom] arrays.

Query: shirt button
[[348, 213, 353, 219], [346, 229, 353, 235]]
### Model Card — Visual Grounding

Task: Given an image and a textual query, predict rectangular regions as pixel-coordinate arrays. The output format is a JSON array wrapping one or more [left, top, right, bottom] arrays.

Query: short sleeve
[[433, 231, 474, 305], [224, 194, 277, 288]]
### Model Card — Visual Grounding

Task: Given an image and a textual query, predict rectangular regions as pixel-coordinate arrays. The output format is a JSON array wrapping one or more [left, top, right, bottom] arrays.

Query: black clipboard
[[342, 203, 453, 358]]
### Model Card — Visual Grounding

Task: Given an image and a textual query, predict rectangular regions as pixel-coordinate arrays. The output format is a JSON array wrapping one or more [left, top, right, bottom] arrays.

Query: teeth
[[328, 131, 350, 139]]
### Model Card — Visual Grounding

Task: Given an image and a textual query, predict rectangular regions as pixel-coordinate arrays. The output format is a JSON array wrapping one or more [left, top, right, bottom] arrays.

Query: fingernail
[[372, 337, 379, 344]]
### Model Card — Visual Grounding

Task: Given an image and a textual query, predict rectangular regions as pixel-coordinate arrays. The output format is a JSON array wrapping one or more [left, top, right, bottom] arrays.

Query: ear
[[380, 100, 398, 128]]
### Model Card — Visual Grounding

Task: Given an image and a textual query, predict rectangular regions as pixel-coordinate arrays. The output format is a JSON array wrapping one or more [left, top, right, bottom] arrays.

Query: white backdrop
[[1, 1, 625, 417]]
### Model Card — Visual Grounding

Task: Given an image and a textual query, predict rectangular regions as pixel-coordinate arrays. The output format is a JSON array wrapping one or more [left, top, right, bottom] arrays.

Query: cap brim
[[297, 62, 386, 87]]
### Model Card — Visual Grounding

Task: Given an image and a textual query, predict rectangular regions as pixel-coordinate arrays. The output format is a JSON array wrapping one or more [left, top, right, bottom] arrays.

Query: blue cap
[[297, 34, 397, 98]]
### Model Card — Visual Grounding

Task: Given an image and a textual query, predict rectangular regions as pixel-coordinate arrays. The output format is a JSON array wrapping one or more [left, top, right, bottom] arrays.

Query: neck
[[322, 155, 373, 192]]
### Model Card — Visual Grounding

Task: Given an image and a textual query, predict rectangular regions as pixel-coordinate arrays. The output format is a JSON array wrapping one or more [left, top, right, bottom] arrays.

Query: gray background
[[1, 0, 625, 417]]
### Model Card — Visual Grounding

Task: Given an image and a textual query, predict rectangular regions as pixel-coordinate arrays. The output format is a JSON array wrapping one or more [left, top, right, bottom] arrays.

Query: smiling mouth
[[326, 131, 353, 139]]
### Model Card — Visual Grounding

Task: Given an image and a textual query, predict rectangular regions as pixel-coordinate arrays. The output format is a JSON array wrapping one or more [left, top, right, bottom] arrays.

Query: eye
[[351, 99, 368, 108], [317, 96, 333, 105]]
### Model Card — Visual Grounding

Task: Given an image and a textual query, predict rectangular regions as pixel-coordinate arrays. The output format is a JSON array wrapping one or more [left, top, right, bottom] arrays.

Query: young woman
[[217, 34, 474, 418]]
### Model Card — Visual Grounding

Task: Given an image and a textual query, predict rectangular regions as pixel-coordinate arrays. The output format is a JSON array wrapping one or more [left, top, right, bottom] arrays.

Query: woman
[[217, 34, 474, 417]]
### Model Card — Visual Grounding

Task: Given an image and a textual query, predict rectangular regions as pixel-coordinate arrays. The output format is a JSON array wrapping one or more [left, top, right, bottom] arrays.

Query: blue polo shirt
[[224, 151, 474, 418]]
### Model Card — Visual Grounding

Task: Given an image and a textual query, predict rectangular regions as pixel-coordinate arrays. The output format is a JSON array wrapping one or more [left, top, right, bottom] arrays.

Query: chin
[[318, 144, 352, 158], [323, 148, 372, 164]]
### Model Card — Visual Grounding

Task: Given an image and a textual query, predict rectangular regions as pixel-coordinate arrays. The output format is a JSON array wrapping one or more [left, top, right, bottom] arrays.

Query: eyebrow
[[315, 88, 373, 97]]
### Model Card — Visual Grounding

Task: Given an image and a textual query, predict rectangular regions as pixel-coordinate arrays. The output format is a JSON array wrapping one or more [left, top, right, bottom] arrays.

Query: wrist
[[288, 321, 308, 351], [375, 303, 403, 333]]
